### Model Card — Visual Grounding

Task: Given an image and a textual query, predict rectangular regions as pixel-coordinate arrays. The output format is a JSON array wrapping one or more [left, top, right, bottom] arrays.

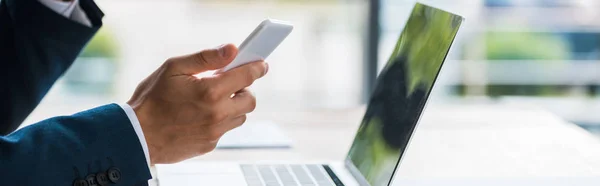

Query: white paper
[[216, 120, 292, 149]]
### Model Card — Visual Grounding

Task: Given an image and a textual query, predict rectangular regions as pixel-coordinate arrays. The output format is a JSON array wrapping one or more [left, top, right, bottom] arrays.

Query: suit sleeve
[[0, 0, 103, 134], [0, 0, 152, 185], [0, 104, 152, 185]]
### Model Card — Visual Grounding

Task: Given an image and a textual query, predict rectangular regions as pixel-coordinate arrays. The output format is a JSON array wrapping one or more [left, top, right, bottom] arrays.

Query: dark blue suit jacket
[[0, 0, 151, 185]]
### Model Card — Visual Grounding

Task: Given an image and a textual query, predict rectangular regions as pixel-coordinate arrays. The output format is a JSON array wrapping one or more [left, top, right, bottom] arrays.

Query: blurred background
[[24, 0, 600, 138]]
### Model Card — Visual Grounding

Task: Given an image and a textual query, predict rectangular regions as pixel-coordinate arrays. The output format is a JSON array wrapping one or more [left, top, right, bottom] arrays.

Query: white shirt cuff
[[39, 0, 92, 27], [119, 104, 152, 169]]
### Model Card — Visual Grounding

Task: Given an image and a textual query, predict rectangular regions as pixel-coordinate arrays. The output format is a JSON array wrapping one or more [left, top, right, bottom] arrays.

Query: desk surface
[[152, 103, 600, 184]]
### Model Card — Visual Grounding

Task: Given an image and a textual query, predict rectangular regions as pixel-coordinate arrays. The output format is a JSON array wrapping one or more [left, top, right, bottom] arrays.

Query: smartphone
[[221, 19, 294, 72]]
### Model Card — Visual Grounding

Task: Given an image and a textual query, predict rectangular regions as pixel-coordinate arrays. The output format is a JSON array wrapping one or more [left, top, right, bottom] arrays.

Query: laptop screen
[[346, 3, 462, 186]]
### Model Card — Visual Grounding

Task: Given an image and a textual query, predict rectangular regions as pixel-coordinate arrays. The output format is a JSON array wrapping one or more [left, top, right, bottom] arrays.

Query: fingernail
[[217, 44, 227, 58], [264, 63, 269, 75]]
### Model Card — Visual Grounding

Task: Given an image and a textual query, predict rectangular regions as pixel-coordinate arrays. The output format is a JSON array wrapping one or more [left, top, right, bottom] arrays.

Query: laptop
[[157, 3, 463, 186]]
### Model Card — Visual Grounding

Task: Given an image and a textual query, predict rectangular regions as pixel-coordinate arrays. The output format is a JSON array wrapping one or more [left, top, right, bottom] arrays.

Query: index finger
[[212, 61, 268, 94]]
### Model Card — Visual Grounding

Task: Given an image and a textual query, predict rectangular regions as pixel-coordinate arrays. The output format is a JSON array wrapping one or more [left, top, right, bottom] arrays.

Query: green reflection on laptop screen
[[347, 3, 462, 186]]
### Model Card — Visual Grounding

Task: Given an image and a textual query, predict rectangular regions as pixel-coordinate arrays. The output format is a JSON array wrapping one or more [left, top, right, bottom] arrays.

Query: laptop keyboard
[[241, 164, 336, 186]]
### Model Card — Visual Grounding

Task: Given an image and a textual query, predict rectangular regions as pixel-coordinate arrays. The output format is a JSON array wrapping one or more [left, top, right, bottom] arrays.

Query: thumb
[[167, 44, 238, 75]]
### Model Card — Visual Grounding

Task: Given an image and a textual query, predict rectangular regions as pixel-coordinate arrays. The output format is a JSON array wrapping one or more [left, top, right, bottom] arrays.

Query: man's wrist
[[119, 103, 152, 168], [127, 99, 163, 165]]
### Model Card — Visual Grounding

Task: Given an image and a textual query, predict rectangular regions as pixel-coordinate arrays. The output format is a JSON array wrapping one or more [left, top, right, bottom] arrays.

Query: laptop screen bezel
[[343, 2, 464, 186]]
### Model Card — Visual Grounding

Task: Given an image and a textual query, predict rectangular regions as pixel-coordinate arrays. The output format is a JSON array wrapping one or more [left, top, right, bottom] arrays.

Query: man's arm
[[0, 104, 152, 185], [38, 0, 153, 169], [0, 0, 101, 134], [0, 0, 152, 185]]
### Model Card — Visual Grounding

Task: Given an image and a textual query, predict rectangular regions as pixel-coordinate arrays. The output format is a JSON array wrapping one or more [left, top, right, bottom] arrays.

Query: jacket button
[[73, 179, 88, 186], [107, 167, 122, 183], [85, 174, 99, 186], [96, 171, 111, 186]]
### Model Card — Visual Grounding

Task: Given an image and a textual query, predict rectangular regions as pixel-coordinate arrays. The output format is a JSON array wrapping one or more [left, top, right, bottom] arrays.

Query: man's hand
[[127, 44, 268, 165]]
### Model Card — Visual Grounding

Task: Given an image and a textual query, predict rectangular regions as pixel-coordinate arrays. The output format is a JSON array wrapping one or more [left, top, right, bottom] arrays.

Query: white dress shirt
[[39, 0, 151, 170]]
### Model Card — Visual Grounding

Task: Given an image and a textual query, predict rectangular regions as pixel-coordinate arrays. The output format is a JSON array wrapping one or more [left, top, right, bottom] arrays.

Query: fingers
[[166, 44, 238, 75], [213, 115, 247, 136], [230, 88, 256, 117], [201, 90, 253, 143], [206, 61, 268, 96], [199, 88, 254, 141]]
